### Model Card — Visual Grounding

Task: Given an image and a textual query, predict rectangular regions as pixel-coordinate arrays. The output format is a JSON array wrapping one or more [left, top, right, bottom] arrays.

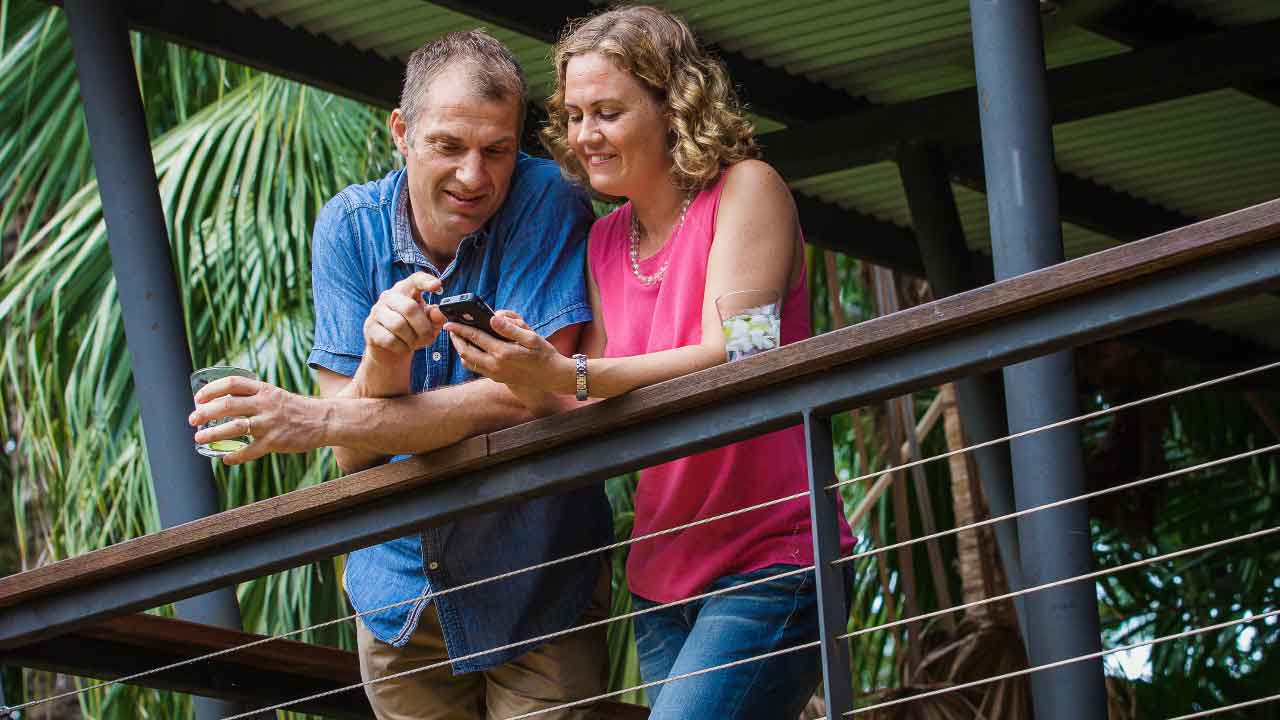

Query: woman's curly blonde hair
[[542, 5, 760, 194]]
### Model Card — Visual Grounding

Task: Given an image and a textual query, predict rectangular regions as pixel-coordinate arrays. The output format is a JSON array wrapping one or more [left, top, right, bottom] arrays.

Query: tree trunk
[[942, 383, 1016, 626]]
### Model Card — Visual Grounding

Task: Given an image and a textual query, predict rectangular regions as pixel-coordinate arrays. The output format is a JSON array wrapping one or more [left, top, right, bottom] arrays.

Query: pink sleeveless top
[[588, 169, 856, 603]]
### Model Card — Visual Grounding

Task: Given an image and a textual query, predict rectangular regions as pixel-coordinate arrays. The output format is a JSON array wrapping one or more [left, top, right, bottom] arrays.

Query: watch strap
[[573, 353, 588, 401]]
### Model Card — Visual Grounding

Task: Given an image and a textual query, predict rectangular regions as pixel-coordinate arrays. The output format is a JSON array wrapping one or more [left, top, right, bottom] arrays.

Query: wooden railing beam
[[0, 200, 1277, 649]]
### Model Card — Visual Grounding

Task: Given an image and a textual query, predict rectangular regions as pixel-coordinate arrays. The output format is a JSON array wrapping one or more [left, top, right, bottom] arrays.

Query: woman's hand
[[445, 310, 577, 396], [505, 381, 567, 418]]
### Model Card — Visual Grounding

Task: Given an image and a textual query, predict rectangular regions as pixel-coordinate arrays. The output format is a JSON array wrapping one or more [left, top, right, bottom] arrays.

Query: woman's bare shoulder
[[723, 158, 785, 186], [719, 159, 795, 217]]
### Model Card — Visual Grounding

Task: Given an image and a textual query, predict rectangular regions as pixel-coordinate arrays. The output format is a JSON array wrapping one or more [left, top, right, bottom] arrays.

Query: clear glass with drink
[[716, 289, 781, 361], [190, 365, 256, 457]]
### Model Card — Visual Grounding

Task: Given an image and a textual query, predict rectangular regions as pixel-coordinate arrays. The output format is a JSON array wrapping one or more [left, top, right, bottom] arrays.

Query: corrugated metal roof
[[219, 0, 786, 130], [1054, 89, 1280, 221], [789, 162, 910, 229], [222, 0, 557, 96], [209, 0, 1280, 351], [659, 0, 1127, 103], [788, 165, 1115, 260]]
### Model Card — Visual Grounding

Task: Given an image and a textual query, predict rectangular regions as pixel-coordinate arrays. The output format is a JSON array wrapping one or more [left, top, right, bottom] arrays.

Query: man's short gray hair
[[400, 29, 528, 140]]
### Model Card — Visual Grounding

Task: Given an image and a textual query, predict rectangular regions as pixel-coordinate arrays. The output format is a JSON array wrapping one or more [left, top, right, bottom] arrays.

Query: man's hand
[[355, 271, 446, 396], [189, 375, 331, 465], [365, 271, 446, 358]]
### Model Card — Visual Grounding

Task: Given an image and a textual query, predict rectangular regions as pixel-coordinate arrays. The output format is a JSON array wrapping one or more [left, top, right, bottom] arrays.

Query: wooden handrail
[[0, 198, 1277, 614], [1, 613, 650, 719], [0, 613, 372, 718]]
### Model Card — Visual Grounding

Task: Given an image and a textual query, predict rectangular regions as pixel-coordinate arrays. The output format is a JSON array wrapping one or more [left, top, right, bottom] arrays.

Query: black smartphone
[[439, 292, 500, 338]]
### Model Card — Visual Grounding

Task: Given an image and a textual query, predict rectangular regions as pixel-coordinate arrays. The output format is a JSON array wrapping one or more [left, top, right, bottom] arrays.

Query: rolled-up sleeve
[[308, 196, 369, 378], [494, 165, 594, 338]]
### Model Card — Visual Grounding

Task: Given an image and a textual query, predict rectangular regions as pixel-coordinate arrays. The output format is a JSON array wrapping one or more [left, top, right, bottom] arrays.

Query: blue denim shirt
[[307, 156, 611, 673]]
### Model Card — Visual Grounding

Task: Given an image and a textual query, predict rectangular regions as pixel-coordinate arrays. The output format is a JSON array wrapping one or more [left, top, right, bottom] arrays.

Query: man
[[189, 30, 611, 720]]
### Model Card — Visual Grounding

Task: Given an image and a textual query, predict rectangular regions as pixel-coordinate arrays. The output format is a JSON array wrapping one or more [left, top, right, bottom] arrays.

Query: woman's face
[[564, 52, 671, 199]]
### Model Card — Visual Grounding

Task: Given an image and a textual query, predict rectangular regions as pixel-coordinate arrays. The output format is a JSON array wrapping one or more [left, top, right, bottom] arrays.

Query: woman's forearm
[[583, 343, 724, 399]]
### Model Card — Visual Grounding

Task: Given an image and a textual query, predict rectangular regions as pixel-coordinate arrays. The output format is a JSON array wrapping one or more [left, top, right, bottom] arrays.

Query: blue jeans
[[632, 564, 851, 720]]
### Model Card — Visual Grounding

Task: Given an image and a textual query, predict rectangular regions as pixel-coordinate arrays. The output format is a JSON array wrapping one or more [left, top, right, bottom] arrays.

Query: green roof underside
[[212, 0, 1280, 354]]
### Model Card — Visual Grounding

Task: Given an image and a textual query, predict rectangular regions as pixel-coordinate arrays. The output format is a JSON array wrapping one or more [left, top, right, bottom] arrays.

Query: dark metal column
[[804, 411, 853, 717], [968, 2, 1108, 719], [898, 141, 1028, 633], [61, 2, 248, 718]]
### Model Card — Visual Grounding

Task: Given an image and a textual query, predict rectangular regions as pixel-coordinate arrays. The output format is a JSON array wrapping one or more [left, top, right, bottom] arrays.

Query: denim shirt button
[[428, 561, 440, 571], [431, 351, 442, 362]]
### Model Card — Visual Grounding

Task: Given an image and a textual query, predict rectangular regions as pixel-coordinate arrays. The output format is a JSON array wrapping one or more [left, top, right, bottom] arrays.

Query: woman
[[444, 6, 855, 718]]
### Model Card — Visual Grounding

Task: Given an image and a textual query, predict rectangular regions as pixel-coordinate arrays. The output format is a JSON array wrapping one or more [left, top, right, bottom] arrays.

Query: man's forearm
[[325, 379, 533, 471], [329, 353, 416, 471], [348, 352, 413, 399]]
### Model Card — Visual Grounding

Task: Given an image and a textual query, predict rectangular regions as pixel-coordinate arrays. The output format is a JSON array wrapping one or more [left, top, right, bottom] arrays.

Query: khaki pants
[[357, 565, 610, 720]]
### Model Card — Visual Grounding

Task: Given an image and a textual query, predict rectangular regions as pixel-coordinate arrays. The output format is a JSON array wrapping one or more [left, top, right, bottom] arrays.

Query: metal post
[[968, 2, 1108, 719], [61, 2, 248, 717], [898, 141, 1029, 634], [804, 411, 854, 717]]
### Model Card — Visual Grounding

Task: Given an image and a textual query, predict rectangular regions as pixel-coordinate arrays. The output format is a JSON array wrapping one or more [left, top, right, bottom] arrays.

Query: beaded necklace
[[628, 194, 692, 286]]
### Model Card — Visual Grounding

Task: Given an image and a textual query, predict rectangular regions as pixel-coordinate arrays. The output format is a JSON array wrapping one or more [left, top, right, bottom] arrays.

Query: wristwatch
[[573, 353, 588, 401]]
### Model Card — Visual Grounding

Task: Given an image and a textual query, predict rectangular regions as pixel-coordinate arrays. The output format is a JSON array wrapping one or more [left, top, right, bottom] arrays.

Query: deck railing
[[1, 198, 1278, 718]]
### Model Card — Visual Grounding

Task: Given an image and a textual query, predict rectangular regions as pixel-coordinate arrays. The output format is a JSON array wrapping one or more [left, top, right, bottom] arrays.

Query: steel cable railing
[[220, 563, 819, 719], [0, 493, 815, 715], [826, 358, 1280, 492], [4, 360, 1277, 716], [830, 609, 1280, 718], [839, 524, 1279, 644], [458, 525, 1279, 720], [223, 515, 1279, 715], [1166, 691, 1280, 719], [798, 604, 1280, 717], [833, 443, 1280, 570], [506, 641, 822, 720], [522, 606, 1280, 719]]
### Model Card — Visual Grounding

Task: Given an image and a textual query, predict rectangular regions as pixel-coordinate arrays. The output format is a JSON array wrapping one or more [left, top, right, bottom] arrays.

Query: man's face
[[390, 66, 522, 260]]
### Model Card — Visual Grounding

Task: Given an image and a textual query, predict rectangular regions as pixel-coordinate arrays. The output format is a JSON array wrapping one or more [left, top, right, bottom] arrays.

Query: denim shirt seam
[[332, 191, 386, 223], [530, 300, 591, 334], [390, 596, 431, 647], [332, 182, 398, 294], [310, 343, 363, 356]]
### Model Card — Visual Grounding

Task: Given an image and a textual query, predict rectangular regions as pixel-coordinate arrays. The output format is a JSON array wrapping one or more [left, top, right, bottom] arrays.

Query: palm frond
[[0, 5, 395, 714]]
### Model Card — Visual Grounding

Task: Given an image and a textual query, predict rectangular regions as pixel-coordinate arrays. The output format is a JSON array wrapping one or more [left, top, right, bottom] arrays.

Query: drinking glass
[[716, 289, 781, 361], [190, 365, 256, 457]]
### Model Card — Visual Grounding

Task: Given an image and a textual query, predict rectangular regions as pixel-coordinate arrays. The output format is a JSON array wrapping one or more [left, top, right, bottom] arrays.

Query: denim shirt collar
[[392, 176, 488, 279]]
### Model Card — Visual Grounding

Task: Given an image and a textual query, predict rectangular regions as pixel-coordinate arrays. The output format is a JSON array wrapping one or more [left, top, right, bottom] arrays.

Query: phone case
[[440, 293, 499, 336]]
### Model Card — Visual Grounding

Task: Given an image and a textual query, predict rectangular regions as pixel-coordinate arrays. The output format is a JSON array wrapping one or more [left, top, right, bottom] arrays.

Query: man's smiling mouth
[[445, 190, 485, 205]]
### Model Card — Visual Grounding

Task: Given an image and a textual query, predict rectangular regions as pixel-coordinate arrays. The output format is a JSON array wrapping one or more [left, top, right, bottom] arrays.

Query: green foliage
[[0, 3, 396, 717], [605, 473, 645, 706], [2, 2, 1275, 718], [1093, 385, 1280, 715]]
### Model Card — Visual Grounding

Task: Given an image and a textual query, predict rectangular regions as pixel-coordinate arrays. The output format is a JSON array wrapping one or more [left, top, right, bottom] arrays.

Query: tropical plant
[[1093, 384, 1280, 716], [0, 2, 394, 717], [3, 2, 1276, 719], [815, 246, 1280, 716]]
